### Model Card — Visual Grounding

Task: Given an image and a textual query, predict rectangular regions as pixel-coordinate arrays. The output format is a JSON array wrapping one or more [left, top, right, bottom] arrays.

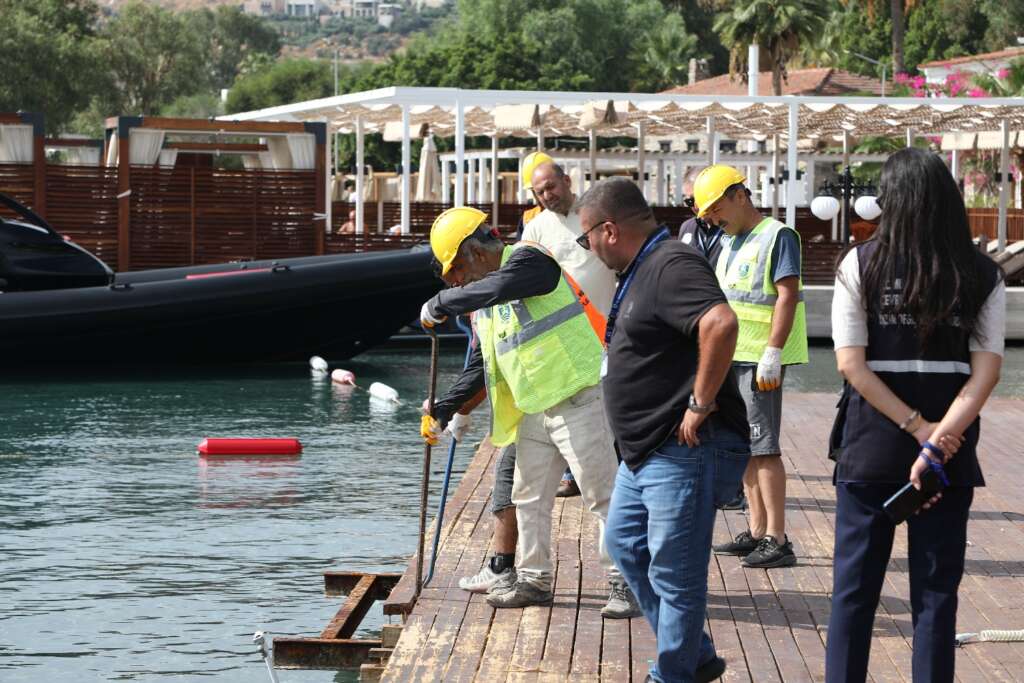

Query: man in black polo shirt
[[573, 177, 750, 683]]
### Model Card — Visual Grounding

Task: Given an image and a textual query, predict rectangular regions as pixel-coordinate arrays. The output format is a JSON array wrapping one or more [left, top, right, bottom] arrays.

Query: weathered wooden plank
[[373, 395, 1024, 683]]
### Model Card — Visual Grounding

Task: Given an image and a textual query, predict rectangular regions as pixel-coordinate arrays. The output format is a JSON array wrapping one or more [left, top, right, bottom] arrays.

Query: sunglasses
[[576, 218, 608, 250], [576, 209, 653, 250]]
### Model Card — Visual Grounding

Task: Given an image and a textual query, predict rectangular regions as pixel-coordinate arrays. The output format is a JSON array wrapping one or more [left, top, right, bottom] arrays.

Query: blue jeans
[[605, 423, 750, 683]]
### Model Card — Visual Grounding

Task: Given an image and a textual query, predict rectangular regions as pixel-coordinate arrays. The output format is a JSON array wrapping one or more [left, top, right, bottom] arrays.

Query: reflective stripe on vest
[[867, 359, 972, 375], [715, 217, 809, 365], [475, 242, 605, 445]]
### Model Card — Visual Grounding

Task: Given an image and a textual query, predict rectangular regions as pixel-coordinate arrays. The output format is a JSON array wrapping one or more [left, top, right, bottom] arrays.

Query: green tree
[[369, 0, 682, 92], [641, 13, 700, 90], [713, 0, 830, 95], [226, 58, 356, 114], [903, 0, 988, 73], [193, 6, 282, 91], [0, 0, 102, 132], [97, 1, 210, 115], [659, 0, 729, 75], [842, 1, 918, 74]]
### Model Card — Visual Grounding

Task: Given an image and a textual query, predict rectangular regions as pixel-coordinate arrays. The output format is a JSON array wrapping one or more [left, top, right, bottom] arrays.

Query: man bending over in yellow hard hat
[[419, 206, 635, 614], [694, 164, 809, 570]]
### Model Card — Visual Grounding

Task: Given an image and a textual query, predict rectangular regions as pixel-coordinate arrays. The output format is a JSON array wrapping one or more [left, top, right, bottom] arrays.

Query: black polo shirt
[[603, 237, 749, 470]]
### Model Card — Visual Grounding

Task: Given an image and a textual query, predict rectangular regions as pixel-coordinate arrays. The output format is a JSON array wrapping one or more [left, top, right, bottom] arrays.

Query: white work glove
[[756, 346, 783, 392], [446, 412, 471, 442], [420, 301, 447, 328]]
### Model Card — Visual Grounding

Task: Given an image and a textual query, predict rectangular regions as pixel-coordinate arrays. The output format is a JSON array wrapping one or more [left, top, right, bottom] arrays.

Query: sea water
[[1, 346, 1021, 681]]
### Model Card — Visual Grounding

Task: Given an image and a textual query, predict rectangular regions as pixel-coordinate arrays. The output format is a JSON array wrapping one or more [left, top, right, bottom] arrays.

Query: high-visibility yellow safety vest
[[715, 217, 809, 365], [474, 243, 605, 446]]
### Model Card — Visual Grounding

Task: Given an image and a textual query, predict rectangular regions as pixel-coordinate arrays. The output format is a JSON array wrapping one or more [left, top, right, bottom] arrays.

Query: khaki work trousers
[[512, 383, 621, 591]]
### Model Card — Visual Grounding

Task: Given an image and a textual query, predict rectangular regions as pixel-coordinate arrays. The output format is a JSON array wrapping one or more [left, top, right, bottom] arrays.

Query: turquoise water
[[1, 345, 1020, 681]]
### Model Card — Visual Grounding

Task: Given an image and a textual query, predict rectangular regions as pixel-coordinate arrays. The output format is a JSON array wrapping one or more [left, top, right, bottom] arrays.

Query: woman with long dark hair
[[825, 147, 1005, 682]]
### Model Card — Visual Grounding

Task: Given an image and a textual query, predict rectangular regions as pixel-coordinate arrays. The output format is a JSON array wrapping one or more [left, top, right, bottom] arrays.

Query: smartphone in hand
[[883, 467, 944, 524]]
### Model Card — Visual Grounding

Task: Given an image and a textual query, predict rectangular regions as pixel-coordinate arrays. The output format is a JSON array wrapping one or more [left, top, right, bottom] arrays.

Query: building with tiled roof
[[660, 68, 884, 97], [919, 46, 1024, 85]]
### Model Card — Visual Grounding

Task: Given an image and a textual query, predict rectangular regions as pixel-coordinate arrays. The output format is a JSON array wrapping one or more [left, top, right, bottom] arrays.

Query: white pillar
[[491, 135, 499, 223], [636, 122, 647, 198], [325, 120, 332, 235], [536, 126, 544, 152], [454, 101, 465, 207], [706, 116, 716, 166], [467, 157, 477, 204], [804, 159, 815, 210], [588, 129, 598, 190], [656, 159, 666, 206], [998, 119, 1009, 252], [771, 134, 780, 219], [748, 45, 760, 96], [517, 151, 527, 202], [355, 115, 365, 234], [906, 128, 914, 148], [477, 154, 487, 203], [441, 158, 450, 204], [841, 130, 850, 243], [786, 103, 798, 228], [673, 158, 683, 205], [400, 104, 411, 235], [951, 148, 960, 186]]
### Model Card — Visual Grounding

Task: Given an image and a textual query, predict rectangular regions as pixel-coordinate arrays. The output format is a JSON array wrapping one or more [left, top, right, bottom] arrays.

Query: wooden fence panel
[[45, 165, 119, 271], [0, 163, 36, 217], [966, 208, 1024, 242], [130, 166, 192, 270]]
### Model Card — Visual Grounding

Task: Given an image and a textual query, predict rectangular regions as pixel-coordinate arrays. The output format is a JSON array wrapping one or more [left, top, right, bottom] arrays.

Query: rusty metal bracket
[[271, 571, 402, 670]]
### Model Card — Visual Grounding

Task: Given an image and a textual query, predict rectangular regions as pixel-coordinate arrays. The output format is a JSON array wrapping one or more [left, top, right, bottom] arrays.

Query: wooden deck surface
[[380, 393, 1024, 682]]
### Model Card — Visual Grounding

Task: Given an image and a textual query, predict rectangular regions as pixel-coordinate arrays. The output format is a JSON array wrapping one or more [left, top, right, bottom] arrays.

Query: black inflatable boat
[[0, 194, 440, 365]]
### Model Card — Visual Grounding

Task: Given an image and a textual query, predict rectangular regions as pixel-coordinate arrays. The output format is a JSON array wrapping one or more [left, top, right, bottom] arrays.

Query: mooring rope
[[955, 629, 1024, 647]]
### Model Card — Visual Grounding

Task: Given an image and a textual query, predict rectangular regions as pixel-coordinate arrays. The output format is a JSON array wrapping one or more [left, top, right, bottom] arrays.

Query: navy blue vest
[[837, 240, 998, 486]]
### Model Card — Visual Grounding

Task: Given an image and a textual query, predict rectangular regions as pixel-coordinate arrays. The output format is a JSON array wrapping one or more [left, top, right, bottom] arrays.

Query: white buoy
[[309, 356, 328, 373], [331, 369, 356, 386], [368, 382, 399, 403]]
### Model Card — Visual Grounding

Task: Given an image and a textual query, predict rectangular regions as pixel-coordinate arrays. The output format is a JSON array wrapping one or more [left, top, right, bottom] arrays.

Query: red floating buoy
[[197, 438, 303, 457]]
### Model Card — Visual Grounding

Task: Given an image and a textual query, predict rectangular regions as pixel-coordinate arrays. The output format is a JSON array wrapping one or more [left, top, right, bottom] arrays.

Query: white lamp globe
[[854, 195, 882, 221], [810, 195, 841, 221]]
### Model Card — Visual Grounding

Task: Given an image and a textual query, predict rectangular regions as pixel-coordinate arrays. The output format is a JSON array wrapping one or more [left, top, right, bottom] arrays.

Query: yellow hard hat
[[692, 164, 748, 217], [430, 206, 488, 276], [521, 151, 554, 189]]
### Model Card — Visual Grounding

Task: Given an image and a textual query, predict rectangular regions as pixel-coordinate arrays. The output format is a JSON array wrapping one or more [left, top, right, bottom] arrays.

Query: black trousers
[[825, 482, 974, 683]]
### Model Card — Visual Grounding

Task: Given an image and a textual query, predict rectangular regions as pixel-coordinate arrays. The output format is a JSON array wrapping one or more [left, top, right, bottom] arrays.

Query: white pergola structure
[[223, 87, 1024, 250]]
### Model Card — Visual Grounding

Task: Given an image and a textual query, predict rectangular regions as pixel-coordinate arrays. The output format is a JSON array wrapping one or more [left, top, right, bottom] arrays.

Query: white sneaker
[[458, 565, 515, 594]]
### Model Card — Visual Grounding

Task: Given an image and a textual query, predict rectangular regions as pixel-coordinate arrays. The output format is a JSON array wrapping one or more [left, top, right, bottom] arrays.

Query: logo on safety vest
[[497, 304, 512, 322], [682, 233, 693, 244], [738, 263, 751, 278]]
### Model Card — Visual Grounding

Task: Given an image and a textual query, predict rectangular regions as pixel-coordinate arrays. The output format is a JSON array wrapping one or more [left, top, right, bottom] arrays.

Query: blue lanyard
[[604, 227, 671, 346], [697, 226, 722, 258]]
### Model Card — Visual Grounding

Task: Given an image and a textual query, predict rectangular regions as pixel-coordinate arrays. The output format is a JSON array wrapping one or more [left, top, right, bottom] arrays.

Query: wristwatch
[[688, 394, 717, 415]]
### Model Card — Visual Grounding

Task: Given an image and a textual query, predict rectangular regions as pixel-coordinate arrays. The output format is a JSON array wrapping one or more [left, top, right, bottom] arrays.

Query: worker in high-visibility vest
[[418, 207, 639, 617], [694, 164, 809, 570]]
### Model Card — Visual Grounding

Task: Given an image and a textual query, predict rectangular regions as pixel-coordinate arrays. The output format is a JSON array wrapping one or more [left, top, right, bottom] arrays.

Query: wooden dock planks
[[376, 394, 1024, 682]]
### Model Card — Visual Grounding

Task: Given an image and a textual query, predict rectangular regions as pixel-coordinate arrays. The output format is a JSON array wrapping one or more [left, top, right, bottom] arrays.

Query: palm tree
[[842, 0, 917, 74], [713, 0, 830, 96], [644, 13, 700, 89]]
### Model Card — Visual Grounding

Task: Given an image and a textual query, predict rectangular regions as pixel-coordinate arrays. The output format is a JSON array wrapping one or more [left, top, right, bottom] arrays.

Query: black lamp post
[[812, 166, 878, 243]]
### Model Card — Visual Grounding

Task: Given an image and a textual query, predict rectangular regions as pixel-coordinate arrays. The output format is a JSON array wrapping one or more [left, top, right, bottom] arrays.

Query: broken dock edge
[[271, 570, 406, 674]]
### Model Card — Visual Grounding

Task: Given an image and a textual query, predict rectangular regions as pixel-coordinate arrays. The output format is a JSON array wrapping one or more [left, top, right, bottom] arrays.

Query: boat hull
[[0, 249, 441, 365]]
